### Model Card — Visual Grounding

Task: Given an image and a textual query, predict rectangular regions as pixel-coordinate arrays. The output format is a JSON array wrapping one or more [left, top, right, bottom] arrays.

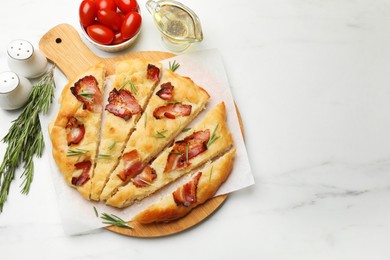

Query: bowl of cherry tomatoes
[[79, 0, 142, 52]]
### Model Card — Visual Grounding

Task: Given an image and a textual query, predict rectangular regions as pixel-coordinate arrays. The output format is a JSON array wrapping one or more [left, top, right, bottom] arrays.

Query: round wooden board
[[105, 194, 229, 237], [39, 23, 243, 238]]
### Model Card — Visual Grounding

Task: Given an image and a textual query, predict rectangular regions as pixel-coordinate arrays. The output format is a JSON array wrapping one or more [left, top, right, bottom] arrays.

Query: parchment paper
[[40, 49, 254, 235]]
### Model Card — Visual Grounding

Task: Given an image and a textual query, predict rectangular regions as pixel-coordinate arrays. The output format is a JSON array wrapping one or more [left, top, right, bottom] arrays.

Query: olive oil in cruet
[[146, 0, 203, 52]]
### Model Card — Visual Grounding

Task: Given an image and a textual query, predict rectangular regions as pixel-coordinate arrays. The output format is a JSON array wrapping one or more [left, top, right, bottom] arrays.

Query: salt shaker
[[0, 71, 32, 110], [7, 39, 48, 79]]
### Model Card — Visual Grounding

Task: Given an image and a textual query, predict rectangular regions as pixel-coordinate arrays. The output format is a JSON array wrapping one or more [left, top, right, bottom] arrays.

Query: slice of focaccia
[[133, 148, 236, 224], [106, 102, 233, 208], [100, 69, 210, 201], [49, 62, 106, 200], [89, 59, 162, 201]]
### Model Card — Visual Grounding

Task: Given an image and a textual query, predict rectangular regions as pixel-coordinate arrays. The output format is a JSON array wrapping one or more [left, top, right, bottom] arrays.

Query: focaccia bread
[[100, 69, 210, 201], [133, 148, 236, 224], [106, 102, 233, 208], [90, 59, 162, 201], [49, 62, 106, 199], [49, 58, 238, 226]]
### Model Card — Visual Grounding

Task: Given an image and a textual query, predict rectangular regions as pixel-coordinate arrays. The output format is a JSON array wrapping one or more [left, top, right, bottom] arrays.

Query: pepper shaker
[[7, 39, 48, 79], [0, 71, 32, 110]]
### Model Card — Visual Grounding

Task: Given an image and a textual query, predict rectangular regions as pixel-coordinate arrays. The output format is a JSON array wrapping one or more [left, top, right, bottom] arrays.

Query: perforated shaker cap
[[7, 39, 34, 60], [0, 71, 19, 94]]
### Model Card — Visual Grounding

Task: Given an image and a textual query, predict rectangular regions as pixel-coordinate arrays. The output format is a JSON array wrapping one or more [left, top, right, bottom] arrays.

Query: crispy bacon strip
[[165, 130, 210, 172], [147, 64, 160, 81], [153, 103, 192, 119], [173, 172, 202, 207], [70, 75, 102, 112], [117, 150, 143, 182], [156, 82, 174, 101], [184, 130, 211, 143], [105, 88, 141, 120], [65, 117, 85, 145], [165, 152, 185, 173], [132, 166, 157, 188], [72, 160, 91, 186]]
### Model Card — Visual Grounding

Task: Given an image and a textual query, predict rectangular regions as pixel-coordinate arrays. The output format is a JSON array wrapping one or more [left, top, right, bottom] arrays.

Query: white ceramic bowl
[[80, 25, 141, 52], [80, 9, 142, 53]]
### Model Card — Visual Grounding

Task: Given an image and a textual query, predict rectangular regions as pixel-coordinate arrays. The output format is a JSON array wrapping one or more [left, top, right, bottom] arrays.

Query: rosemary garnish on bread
[[169, 60, 180, 72], [93, 206, 133, 229], [207, 124, 220, 148]]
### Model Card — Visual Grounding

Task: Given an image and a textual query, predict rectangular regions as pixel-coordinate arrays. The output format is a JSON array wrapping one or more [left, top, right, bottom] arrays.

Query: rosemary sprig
[[96, 154, 113, 160], [108, 141, 117, 150], [118, 76, 129, 90], [93, 207, 133, 228], [78, 92, 93, 102], [100, 212, 133, 229], [154, 129, 168, 138], [185, 145, 189, 163], [208, 166, 214, 182], [169, 60, 180, 72], [207, 124, 220, 148], [119, 78, 137, 94], [0, 65, 56, 212], [129, 80, 137, 95], [93, 206, 99, 217], [66, 148, 89, 157]]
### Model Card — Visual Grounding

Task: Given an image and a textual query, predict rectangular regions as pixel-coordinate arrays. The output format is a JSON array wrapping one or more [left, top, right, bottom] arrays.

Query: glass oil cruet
[[146, 0, 203, 52]]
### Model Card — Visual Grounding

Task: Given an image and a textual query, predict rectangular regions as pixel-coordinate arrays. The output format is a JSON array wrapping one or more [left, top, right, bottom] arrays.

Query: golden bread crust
[[50, 62, 106, 199], [133, 148, 236, 223]]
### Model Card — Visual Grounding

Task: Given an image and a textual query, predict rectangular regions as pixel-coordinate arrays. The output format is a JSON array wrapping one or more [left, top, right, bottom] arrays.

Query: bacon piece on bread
[[173, 172, 202, 207], [132, 166, 157, 187], [165, 130, 210, 172], [117, 150, 143, 182], [72, 161, 92, 186], [156, 82, 174, 101], [147, 64, 161, 81], [70, 75, 102, 113], [65, 117, 85, 145], [153, 103, 192, 119], [105, 88, 142, 120]]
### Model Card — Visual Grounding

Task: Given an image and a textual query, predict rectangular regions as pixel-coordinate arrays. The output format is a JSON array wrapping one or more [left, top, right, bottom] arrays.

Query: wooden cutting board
[[39, 23, 232, 238]]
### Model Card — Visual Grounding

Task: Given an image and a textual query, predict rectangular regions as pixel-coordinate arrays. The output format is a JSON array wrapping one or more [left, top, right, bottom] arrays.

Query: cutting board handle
[[39, 23, 102, 80]]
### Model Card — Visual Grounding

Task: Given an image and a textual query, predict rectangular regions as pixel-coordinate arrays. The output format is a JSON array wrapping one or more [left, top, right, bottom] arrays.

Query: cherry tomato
[[114, 0, 138, 14], [95, 0, 117, 11], [97, 10, 122, 31], [112, 32, 126, 45], [87, 24, 115, 45], [79, 0, 97, 27], [121, 12, 141, 40]]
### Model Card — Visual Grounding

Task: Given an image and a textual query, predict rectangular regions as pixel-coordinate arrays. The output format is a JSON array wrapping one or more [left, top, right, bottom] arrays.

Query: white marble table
[[1, 0, 390, 259]]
